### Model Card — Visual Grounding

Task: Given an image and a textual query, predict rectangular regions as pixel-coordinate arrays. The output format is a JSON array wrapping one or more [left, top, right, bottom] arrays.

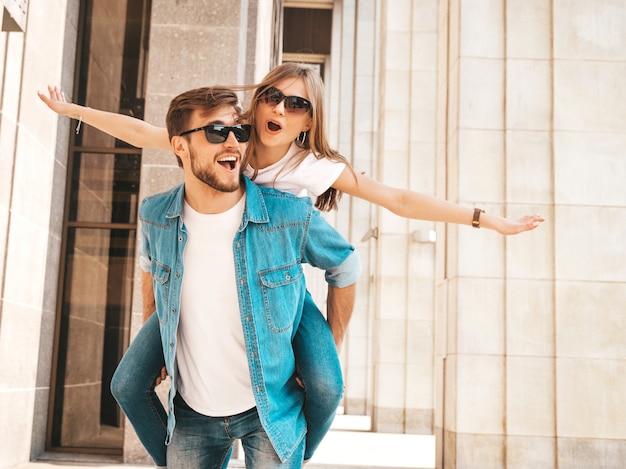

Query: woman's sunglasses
[[259, 86, 312, 114], [179, 124, 252, 143]]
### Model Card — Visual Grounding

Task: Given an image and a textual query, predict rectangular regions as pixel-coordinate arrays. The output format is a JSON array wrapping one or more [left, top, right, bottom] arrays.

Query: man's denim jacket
[[138, 177, 360, 462]]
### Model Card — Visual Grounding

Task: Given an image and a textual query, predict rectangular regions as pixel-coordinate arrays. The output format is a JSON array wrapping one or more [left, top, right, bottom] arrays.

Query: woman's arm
[[332, 167, 544, 235], [38, 85, 170, 150]]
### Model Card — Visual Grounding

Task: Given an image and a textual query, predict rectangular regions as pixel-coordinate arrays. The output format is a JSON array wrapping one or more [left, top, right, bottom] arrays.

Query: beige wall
[[326, 0, 440, 438], [434, 0, 626, 468], [0, 0, 80, 466]]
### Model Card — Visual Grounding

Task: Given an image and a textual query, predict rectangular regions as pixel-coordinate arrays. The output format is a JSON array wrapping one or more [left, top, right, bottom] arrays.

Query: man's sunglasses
[[179, 124, 252, 143], [259, 86, 312, 114]]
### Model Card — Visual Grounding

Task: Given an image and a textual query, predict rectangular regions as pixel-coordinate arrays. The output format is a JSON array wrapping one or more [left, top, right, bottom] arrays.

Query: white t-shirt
[[243, 142, 345, 198], [176, 195, 256, 417]]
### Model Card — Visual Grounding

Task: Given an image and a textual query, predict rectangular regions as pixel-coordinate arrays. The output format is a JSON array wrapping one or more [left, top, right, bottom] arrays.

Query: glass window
[[283, 7, 332, 55], [48, 0, 150, 454], [282, 6, 332, 78]]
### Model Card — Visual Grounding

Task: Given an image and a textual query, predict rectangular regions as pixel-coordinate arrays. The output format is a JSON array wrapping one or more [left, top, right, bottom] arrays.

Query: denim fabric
[[111, 291, 342, 465], [168, 395, 304, 469], [110, 313, 167, 466], [294, 294, 344, 460], [138, 177, 359, 462]]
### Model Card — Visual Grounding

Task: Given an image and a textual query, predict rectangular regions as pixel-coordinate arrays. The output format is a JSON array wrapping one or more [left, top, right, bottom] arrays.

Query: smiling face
[[254, 77, 313, 163], [173, 105, 246, 194]]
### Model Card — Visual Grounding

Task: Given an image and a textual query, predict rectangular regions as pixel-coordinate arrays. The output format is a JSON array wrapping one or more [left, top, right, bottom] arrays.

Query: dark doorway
[[47, 0, 151, 454]]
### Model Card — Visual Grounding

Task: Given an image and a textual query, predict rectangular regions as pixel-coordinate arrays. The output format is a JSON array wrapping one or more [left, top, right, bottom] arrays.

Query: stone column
[[0, 0, 80, 465], [435, 1, 626, 468], [367, 0, 440, 435]]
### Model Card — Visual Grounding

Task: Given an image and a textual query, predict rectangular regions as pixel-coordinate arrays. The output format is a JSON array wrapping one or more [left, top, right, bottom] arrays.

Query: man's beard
[[189, 147, 241, 193]]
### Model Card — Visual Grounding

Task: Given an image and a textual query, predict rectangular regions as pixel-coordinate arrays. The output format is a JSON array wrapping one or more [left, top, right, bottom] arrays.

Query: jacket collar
[[239, 176, 269, 230], [163, 177, 269, 228], [165, 184, 185, 220]]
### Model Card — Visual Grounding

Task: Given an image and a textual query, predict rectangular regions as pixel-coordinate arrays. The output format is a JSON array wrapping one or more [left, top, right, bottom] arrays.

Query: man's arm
[[141, 270, 156, 323], [304, 208, 362, 350], [141, 270, 167, 385], [322, 248, 361, 350], [326, 283, 356, 350]]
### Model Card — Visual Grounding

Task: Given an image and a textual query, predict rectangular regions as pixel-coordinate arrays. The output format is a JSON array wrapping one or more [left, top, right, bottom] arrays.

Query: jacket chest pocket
[[259, 263, 303, 333], [150, 259, 171, 322]]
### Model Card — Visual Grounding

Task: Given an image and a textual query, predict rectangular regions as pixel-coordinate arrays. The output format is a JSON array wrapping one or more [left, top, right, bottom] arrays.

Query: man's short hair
[[166, 86, 242, 141]]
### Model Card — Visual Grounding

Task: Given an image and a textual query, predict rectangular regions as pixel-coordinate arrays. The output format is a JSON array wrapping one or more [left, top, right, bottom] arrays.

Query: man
[[140, 86, 360, 468]]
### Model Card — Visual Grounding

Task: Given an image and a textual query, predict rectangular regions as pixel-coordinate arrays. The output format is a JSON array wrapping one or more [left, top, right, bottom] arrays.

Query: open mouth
[[217, 156, 237, 170], [267, 121, 282, 132]]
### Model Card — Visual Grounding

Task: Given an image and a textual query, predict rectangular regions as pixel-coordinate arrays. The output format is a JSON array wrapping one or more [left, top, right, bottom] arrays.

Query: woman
[[39, 63, 543, 467]]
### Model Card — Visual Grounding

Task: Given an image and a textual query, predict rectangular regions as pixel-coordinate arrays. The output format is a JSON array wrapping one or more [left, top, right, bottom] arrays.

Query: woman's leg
[[110, 313, 168, 466], [293, 291, 344, 460]]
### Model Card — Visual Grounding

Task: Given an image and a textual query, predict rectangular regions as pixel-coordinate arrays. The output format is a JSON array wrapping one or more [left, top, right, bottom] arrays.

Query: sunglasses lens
[[234, 125, 251, 142], [261, 87, 310, 114], [204, 125, 251, 143], [284, 96, 310, 113], [204, 128, 226, 143], [261, 88, 283, 106]]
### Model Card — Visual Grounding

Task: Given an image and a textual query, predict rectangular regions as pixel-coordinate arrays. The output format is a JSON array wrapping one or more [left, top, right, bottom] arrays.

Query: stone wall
[[435, 1, 626, 467]]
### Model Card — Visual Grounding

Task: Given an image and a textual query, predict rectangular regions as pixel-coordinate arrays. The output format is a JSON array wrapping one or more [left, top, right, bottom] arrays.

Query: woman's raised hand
[[496, 214, 545, 235], [38, 85, 77, 118]]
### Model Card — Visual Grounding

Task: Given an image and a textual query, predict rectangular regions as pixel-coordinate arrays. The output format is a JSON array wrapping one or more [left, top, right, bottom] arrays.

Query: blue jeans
[[110, 293, 342, 465], [110, 312, 168, 466], [168, 395, 304, 468], [294, 296, 344, 460]]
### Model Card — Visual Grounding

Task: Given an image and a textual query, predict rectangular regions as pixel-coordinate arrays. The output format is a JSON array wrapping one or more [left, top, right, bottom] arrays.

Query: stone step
[[20, 416, 436, 469]]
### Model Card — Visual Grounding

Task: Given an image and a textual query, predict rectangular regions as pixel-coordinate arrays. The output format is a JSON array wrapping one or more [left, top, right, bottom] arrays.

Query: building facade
[[0, 0, 625, 467]]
